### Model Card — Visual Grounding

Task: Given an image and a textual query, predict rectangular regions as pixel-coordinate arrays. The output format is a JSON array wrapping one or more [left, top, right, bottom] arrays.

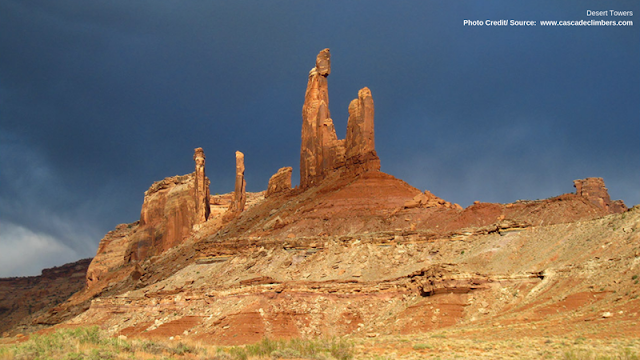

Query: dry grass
[[1, 327, 639, 359], [0, 327, 352, 360]]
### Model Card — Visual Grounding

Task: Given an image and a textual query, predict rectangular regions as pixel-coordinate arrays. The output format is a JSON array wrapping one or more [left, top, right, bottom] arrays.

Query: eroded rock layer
[[63, 205, 640, 344]]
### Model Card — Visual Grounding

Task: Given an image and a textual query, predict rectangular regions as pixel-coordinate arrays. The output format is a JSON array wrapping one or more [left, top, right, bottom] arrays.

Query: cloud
[[0, 221, 80, 277], [0, 131, 107, 260]]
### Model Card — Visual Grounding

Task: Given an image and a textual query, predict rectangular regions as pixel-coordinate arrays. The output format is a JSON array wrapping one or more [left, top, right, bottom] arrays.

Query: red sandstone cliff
[[125, 174, 198, 262]]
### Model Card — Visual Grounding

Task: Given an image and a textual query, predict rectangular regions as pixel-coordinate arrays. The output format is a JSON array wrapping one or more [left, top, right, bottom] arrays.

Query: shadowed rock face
[[574, 177, 627, 214], [121, 149, 215, 264], [0, 258, 92, 336], [300, 49, 380, 190], [266, 167, 292, 198]]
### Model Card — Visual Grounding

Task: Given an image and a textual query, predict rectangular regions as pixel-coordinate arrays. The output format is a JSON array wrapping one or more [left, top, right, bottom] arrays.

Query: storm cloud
[[1, 1, 638, 276]]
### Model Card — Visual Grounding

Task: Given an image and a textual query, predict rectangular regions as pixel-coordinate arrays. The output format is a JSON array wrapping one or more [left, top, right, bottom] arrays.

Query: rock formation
[[300, 49, 380, 190], [120, 149, 216, 263], [86, 222, 139, 287], [266, 167, 292, 198], [345, 87, 380, 173], [574, 177, 627, 214], [225, 151, 247, 218], [404, 190, 462, 210], [194, 147, 211, 224], [125, 174, 198, 263]]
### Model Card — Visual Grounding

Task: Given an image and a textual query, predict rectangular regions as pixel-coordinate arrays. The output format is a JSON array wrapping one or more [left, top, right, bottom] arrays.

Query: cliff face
[[125, 174, 198, 263], [300, 49, 380, 190], [0, 258, 91, 336], [86, 149, 214, 287], [86, 222, 139, 287]]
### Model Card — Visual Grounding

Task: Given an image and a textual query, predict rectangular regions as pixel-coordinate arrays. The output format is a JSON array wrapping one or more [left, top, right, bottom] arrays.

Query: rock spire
[[300, 49, 380, 190], [194, 147, 210, 223], [226, 151, 247, 218], [345, 87, 380, 173]]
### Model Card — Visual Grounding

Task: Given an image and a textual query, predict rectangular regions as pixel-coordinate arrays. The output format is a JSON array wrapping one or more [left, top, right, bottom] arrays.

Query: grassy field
[[1, 327, 639, 359], [0, 327, 352, 360]]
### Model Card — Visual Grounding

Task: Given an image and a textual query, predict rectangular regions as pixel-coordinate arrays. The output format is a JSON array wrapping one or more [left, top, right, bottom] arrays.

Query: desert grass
[[0, 327, 353, 360], [1, 327, 639, 359], [0, 327, 206, 360]]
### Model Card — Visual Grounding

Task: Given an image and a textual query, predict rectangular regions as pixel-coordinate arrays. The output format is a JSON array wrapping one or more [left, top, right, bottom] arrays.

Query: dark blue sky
[[1, 1, 638, 276]]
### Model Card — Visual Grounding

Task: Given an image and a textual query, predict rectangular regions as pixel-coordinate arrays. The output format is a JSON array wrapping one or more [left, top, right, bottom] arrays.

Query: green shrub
[[413, 343, 432, 350], [225, 337, 353, 360], [270, 348, 301, 359]]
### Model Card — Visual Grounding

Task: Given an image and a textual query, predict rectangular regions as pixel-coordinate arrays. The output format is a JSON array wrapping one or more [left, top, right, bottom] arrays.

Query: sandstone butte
[[1, 49, 637, 349]]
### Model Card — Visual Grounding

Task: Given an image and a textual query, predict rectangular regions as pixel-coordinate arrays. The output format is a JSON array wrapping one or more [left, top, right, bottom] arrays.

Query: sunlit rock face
[[300, 49, 380, 190], [573, 177, 627, 214]]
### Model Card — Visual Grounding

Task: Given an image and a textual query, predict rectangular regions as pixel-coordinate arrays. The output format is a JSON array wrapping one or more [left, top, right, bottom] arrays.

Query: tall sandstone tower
[[193, 147, 210, 223], [224, 150, 247, 221], [299, 49, 380, 190]]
